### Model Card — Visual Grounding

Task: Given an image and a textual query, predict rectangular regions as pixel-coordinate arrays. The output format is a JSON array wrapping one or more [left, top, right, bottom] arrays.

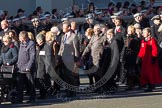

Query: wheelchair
[[0, 68, 17, 104]]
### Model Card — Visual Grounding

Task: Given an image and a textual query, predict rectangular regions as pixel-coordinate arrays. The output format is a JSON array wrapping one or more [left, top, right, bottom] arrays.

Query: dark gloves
[[152, 56, 156, 64], [81, 56, 86, 62], [56, 56, 62, 66], [136, 57, 141, 64]]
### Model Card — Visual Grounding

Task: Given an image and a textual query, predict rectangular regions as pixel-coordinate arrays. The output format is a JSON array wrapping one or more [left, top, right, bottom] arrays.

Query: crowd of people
[[0, 0, 162, 104]]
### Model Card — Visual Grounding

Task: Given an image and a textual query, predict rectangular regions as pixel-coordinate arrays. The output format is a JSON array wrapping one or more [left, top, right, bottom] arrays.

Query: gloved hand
[[152, 56, 156, 64], [120, 58, 123, 63], [55, 55, 62, 69], [81, 56, 86, 62]]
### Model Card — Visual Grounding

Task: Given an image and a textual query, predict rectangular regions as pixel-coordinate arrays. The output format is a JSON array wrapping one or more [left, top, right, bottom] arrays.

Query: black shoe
[[125, 87, 133, 91], [37, 96, 46, 100], [13, 101, 23, 104], [144, 89, 153, 92], [103, 90, 115, 95], [64, 92, 76, 97], [26, 99, 35, 103], [97, 88, 104, 94], [51, 89, 58, 96]]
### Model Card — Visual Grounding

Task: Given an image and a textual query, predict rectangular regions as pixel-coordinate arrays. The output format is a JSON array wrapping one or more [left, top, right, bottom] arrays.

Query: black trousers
[[36, 74, 52, 98], [16, 72, 35, 102], [61, 63, 79, 95]]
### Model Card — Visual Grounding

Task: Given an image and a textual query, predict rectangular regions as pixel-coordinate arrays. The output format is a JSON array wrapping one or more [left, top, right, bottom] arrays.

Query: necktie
[[63, 34, 67, 44]]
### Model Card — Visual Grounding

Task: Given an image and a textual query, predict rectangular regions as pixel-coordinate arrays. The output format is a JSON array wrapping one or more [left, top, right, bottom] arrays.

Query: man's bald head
[[1, 20, 9, 30]]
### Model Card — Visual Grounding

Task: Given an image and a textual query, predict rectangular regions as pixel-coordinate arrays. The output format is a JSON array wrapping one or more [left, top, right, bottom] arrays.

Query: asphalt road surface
[[1, 86, 162, 108]]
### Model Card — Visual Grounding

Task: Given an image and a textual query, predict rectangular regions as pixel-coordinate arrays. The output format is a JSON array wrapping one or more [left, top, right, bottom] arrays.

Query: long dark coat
[[121, 35, 140, 75], [100, 38, 119, 89], [36, 42, 56, 79]]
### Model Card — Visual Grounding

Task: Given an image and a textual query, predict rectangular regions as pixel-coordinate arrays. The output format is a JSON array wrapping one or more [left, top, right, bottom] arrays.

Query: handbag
[[1, 64, 15, 73], [0, 53, 15, 73]]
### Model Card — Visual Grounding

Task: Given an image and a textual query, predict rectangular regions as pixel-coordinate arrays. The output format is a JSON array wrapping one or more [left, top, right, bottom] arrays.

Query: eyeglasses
[[3, 40, 8, 43]]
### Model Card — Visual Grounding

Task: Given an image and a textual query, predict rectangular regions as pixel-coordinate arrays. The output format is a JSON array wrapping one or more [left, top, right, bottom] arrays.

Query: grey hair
[[36, 34, 45, 42], [94, 24, 101, 30], [19, 31, 28, 39], [142, 27, 151, 33], [51, 26, 60, 34], [158, 24, 162, 32], [3, 35, 12, 42]]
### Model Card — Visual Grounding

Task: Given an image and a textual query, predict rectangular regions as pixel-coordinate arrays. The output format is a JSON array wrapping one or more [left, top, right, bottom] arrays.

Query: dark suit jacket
[[58, 31, 80, 72], [114, 26, 125, 53]]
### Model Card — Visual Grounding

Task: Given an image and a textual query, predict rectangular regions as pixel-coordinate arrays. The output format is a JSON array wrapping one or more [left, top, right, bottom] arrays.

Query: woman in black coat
[[36, 32, 56, 99], [120, 25, 140, 90], [157, 24, 162, 75], [101, 29, 119, 93]]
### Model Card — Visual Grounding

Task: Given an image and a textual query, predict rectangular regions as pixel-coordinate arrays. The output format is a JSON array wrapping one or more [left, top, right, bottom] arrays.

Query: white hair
[[158, 24, 162, 32], [50, 26, 60, 34]]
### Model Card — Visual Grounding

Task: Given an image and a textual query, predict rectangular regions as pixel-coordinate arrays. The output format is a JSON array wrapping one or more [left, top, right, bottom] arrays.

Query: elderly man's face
[[62, 24, 70, 33], [1, 20, 8, 30], [135, 16, 142, 22], [32, 20, 39, 27], [93, 25, 101, 35]]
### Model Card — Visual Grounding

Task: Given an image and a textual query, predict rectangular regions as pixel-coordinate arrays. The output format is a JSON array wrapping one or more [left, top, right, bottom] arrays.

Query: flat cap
[[13, 18, 20, 22], [95, 11, 102, 15], [141, 10, 147, 13], [151, 15, 161, 20], [40, 16, 46, 20], [61, 17, 69, 22], [44, 14, 51, 17], [113, 11, 123, 16], [110, 15, 120, 19], [31, 17, 39, 22], [133, 13, 142, 18], [86, 14, 94, 20], [19, 16, 27, 19]]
